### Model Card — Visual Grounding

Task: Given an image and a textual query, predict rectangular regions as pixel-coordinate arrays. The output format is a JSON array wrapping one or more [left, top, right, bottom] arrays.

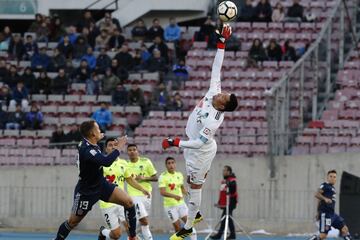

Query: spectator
[[8, 34, 25, 60], [64, 59, 75, 78], [10, 82, 29, 109], [114, 45, 134, 70], [95, 29, 110, 50], [169, 92, 184, 111], [164, 17, 181, 42], [99, 14, 116, 33], [108, 28, 125, 50], [50, 47, 66, 71], [266, 39, 283, 61], [248, 39, 267, 67], [112, 83, 128, 106], [134, 45, 151, 71], [0, 58, 7, 82], [172, 59, 190, 89], [88, 22, 101, 49], [31, 47, 51, 71], [0, 33, 8, 51], [91, 102, 112, 131], [131, 19, 147, 41], [110, 58, 129, 82], [147, 18, 164, 40], [286, 0, 304, 22], [196, 17, 216, 43], [2, 26, 12, 42], [49, 16, 66, 42], [86, 72, 102, 95], [73, 36, 89, 60], [52, 68, 69, 94], [238, 0, 255, 22], [57, 35, 74, 59], [148, 36, 169, 63], [147, 49, 168, 73], [282, 39, 297, 61], [81, 46, 97, 70], [0, 86, 12, 106], [272, 2, 285, 22], [22, 67, 36, 92], [102, 67, 121, 95], [96, 47, 112, 74], [254, 0, 272, 22], [51, 125, 66, 144], [25, 103, 43, 130], [24, 35, 38, 59], [35, 70, 52, 94], [64, 124, 82, 142], [104, 12, 122, 32], [151, 82, 169, 110], [0, 104, 6, 129], [5, 104, 25, 130], [73, 59, 91, 83], [128, 82, 145, 107], [28, 14, 43, 32], [4, 64, 21, 88], [77, 11, 95, 32], [36, 21, 50, 43]]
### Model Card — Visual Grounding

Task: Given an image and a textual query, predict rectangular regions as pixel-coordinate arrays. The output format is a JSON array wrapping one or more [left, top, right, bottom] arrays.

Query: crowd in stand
[[238, 0, 309, 23], [0, 0, 314, 139]]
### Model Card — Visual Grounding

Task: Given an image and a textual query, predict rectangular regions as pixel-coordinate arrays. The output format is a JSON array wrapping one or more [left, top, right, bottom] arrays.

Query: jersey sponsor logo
[[168, 183, 176, 191], [203, 128, 211, 136], [89, 149, 97, 156], [105, 174, 116, 183]]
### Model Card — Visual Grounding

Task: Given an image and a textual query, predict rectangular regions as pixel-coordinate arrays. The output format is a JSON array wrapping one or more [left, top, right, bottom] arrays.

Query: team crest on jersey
[[203, 128, 211, 136]]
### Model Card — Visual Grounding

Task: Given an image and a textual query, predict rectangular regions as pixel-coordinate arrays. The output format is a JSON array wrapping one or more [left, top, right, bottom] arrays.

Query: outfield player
[[54, 120, 137, 240], [158, 157, 197, 240], [308, 170, 352, 240], [162, 24, 238, 239], [127, 144, 158, 240], [98, 137, 151, 240]]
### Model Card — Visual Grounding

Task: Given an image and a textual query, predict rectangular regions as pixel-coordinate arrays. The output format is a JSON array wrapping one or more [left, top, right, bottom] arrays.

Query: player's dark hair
[[127, 143, 138, 149], [224, 94, 238, 112], [105, 137, 116, 146], [327, 169, 337, 175], [79, 120, 96, 139], [165, 156, 175, 164], [224, 165, 232, 174]]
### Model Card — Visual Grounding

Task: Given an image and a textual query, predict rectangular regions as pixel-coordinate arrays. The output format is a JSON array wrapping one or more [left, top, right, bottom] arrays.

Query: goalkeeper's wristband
[[217, 42, 226, 49]]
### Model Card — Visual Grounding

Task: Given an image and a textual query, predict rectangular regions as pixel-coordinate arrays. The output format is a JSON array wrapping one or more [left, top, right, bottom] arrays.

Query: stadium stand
[[0, 0, 354, 165]]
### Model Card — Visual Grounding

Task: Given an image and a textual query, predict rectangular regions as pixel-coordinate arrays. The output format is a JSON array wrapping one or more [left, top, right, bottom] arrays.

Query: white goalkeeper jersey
[[185, 49, 225, 144]]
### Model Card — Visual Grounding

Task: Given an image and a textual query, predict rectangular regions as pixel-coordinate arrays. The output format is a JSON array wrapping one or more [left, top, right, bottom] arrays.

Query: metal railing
[[85, 0, 119, 10], [265, 0, 358, 167]]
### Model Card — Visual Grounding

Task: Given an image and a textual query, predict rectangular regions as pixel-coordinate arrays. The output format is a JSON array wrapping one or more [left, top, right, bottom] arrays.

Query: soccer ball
[[218, 1, 238, 22]]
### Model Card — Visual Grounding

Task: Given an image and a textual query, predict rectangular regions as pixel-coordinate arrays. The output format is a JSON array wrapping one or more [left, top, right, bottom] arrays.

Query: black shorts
[[319, 212, 346, 234], [71, 178, 116, 216]]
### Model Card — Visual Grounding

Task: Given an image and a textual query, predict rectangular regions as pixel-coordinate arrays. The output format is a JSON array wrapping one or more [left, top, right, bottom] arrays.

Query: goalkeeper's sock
[[184, 188, 202, 230], [141, 225, 153, 240]]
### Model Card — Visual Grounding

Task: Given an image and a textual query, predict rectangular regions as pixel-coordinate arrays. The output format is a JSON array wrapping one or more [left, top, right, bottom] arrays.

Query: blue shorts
[[71, 178, 116, 216], [319, 212, 345, 234]]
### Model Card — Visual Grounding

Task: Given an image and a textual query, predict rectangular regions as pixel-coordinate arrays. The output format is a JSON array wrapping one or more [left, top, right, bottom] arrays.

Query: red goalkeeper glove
[[216, 23, 232, 49], [162, 137, 180, 149]]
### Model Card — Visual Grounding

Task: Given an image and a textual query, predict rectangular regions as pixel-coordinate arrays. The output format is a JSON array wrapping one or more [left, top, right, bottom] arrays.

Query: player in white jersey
[[162, 24, 238, 239]]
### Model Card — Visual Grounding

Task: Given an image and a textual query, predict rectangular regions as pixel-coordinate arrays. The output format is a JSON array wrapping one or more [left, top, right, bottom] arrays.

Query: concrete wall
[[1, 152, 359, 234]]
